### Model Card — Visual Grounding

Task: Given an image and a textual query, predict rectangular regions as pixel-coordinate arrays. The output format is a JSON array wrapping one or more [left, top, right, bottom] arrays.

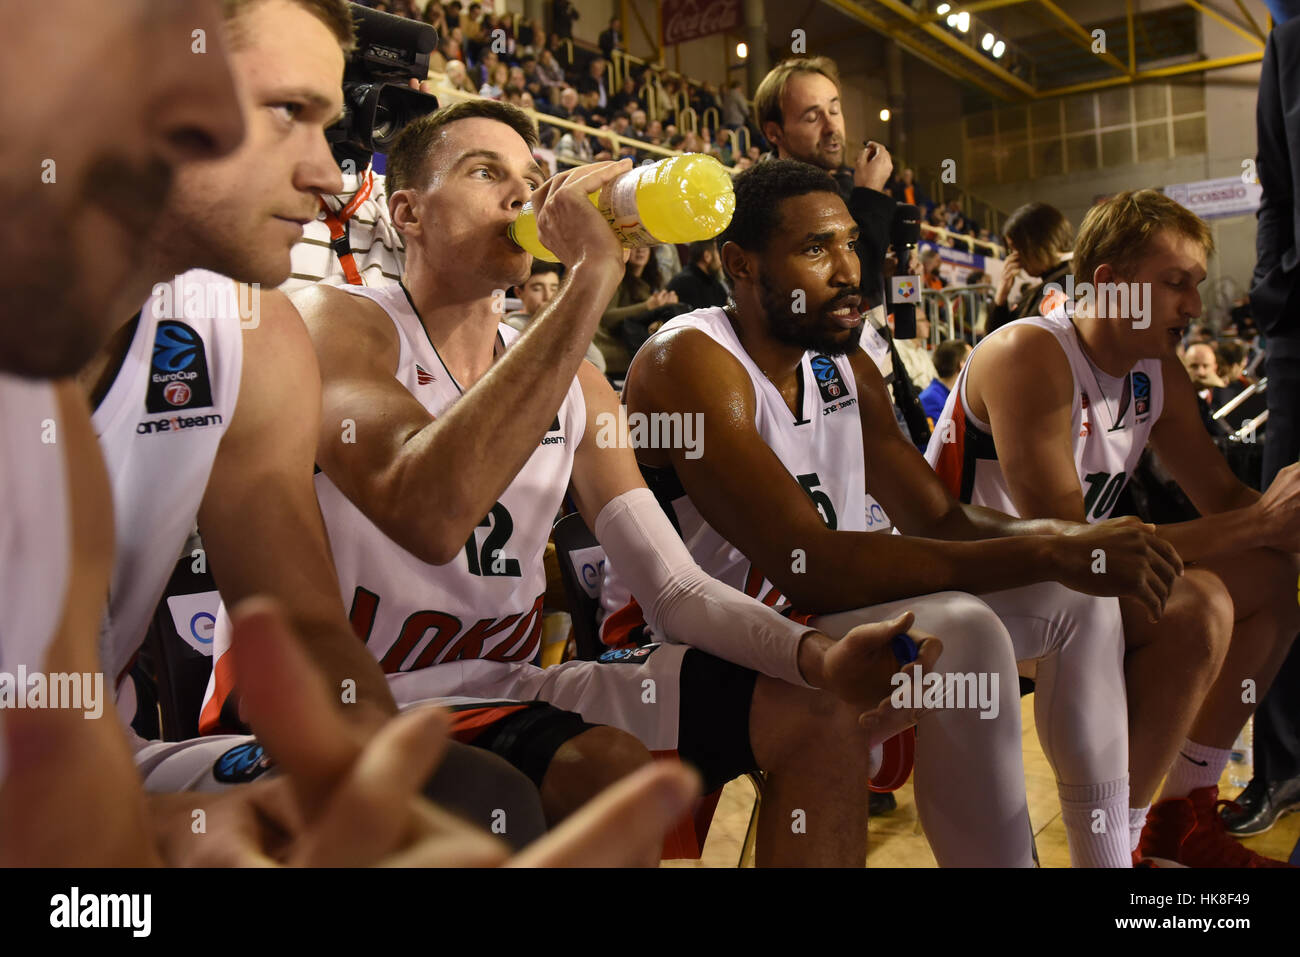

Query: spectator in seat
[[1186, 342, 1227, 391], [597, 245, 680, 378], [1215, 338, 1253, 395], [555, 124, 593, 169], [667, 240, 729, 309], [442, 59, 479, 95], [895, 315, 940, 393], [919, 338, 971, 423], [576, 79, 606, 126], [480, 62, 508, 99], [536, 47, 566, 100], [553, 85, 581, 122], [516, 15, 538, 54], [1184, 342, 1232, 436], [611, 76, 640, 113], [628, 108, 649, 138], [551, 0, 578, 40], [920, 248, 946, 291], [723, 80, 750, 130], [588, 57, 611, 109], [988, 201, 1074, 333], [600, 16, 622, 58], [507, 262, 606, 373], [890, 167, 929, 209]]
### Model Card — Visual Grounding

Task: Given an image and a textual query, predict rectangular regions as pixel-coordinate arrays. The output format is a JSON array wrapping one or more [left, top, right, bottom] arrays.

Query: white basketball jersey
[[601, 306, 876, 628], [925, 313, 1163, 522], [312, 283, 585, 689], [93, 270, 243, 685], [0, 376, 73, 784]]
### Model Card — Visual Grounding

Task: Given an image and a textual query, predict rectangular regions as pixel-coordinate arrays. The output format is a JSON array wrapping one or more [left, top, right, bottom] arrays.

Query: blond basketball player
[[928, 190, 1300, 867], [612, 160, 1183, 867]]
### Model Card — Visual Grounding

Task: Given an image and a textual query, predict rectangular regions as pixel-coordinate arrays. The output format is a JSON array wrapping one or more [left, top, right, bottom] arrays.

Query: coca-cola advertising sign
[[661, 0, 742, 46]]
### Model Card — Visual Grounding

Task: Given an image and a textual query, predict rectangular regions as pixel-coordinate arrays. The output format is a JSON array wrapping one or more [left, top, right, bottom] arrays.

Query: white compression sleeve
[[593, 487, 814, 688]]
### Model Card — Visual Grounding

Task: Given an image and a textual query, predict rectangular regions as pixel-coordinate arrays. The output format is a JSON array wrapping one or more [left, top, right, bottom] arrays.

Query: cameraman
[[286, 7, 444, 290], [753, 56, 930, 446]]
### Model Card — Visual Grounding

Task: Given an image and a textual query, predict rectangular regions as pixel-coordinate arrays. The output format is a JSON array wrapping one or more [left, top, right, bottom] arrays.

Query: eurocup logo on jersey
[[145, 321, 215, 414], [1038, 273, 1151, 329]]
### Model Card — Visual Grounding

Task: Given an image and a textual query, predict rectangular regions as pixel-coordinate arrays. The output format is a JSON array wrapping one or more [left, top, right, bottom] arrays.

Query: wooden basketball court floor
[[663, 696, 1300, 867]]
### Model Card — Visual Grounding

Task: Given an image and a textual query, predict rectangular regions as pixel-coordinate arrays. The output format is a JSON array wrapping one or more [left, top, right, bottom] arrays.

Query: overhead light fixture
[[946, 12, 958, 26], [992, 39, 1006, 57], [880, 108, 891, 121], [981, 32, 994, 51], [956, 11, 970, 32], [936, 2, 950, 13], [736, 41, 748, 58]]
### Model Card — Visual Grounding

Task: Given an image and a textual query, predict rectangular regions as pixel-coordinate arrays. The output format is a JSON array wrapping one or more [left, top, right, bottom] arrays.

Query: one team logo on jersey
[[415, 363, 436, 385], [146, 321, 214, 414], [1133, 371, 1151, 419], [810, 355, 847, 403], [213, 742, 273, 783]]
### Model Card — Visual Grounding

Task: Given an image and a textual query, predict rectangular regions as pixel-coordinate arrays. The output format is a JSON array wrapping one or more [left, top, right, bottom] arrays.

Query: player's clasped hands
[[1057, 516, 1183, 623], [1254, 461, 1300, 552]]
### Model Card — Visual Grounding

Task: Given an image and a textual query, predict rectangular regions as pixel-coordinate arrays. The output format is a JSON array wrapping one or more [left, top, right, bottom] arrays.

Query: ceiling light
[[956, 11, 970, 32], [981, 32, 994, 51], [992, 39, 1006, 57]]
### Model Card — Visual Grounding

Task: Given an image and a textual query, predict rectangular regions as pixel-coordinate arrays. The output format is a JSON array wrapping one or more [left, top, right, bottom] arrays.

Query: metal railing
[[425, 77, 739, 171], [921, 284, 995, 343]]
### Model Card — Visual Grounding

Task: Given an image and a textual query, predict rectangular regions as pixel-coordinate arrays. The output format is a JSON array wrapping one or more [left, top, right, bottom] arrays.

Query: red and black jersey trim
[[933, 396, 999, 504]]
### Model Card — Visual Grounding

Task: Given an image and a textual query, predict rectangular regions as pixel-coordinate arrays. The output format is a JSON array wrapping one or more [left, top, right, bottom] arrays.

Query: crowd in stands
[[361, 0, 762, 177]]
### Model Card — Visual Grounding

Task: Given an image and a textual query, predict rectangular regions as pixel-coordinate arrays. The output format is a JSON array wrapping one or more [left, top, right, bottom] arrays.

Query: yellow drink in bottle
[[508, 154, 736, 262]]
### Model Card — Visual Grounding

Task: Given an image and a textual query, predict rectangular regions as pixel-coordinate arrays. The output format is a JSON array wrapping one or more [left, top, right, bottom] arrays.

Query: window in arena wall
[[962, 79, 1206, 186]]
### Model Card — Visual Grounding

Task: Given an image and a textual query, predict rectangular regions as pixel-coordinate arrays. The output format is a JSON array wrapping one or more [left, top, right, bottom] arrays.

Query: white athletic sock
[[1159, 740, 1232, 801], [1128, 805, 1149, 853], [1058, 778, 1131, 868]]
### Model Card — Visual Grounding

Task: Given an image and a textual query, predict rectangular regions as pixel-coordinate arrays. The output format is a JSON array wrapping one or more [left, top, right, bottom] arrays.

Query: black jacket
[[1252, 17, 1300, 359]]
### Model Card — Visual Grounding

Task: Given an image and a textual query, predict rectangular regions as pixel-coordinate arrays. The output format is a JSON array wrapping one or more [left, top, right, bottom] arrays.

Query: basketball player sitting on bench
[[284, 100, 941, 867], [614, 159, 1182, 868], [927, 189, 1300, 867]]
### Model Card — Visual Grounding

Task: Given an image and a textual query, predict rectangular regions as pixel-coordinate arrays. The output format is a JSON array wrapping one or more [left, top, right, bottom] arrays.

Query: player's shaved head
[[717, 159, 842, 267]]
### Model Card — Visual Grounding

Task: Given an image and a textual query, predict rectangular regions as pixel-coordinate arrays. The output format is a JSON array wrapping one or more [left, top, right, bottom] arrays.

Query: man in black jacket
[[1227, 13, 1300, 838], [752, 56, 929, 447]]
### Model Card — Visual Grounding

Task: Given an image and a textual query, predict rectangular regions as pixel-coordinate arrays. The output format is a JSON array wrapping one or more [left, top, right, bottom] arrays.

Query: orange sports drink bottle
[[508, 154, 736, 262]]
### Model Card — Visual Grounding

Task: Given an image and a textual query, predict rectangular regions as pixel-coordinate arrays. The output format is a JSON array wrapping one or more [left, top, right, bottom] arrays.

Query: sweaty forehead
[[431, 118, 535, 171], [773, 192, 854, 240]]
